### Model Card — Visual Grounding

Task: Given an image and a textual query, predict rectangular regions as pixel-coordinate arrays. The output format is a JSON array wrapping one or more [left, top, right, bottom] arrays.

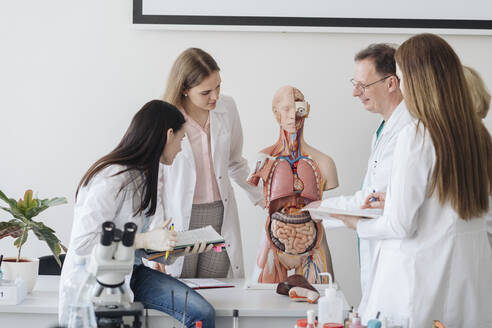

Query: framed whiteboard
[[133, 0, 492, 34]]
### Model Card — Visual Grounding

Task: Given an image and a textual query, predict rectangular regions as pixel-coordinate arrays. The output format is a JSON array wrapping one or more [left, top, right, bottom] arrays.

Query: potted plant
[[0, 189, 67, 292]]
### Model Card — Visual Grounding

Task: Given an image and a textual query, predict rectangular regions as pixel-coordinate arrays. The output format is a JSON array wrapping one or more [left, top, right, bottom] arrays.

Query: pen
[[165, 223, 174, 260], [370, 189, 377, 202]]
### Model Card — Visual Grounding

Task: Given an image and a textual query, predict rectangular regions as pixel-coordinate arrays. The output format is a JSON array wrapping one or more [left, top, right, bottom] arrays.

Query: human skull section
[[272, 86, 310, 134]]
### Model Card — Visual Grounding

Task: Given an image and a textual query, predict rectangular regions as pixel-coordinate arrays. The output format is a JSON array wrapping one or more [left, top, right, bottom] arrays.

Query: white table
[[0, 275, 349, 327]]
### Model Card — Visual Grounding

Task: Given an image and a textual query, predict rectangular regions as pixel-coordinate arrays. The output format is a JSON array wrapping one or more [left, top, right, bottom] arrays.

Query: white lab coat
[[357, 122, 492, 328], [321, 101, 412, 293], [160, 95, 262, 278], [59, 165, 167, 318]]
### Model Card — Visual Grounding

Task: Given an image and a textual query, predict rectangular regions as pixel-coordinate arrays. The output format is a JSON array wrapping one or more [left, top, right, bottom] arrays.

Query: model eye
[[296, 107, 307, 116]]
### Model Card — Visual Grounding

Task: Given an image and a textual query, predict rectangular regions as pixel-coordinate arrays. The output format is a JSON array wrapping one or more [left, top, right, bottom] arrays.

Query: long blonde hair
[[463, 65, 490, 119], [163, 48, 220, 108], [395, 33, 492, 220]]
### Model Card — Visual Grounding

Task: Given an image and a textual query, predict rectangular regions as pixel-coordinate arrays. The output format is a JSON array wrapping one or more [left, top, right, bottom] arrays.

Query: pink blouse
[[181, 110, 221, 204]]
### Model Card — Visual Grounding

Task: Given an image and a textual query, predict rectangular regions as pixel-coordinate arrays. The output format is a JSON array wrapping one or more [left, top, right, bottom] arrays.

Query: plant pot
[[2, 257, 39, 293]]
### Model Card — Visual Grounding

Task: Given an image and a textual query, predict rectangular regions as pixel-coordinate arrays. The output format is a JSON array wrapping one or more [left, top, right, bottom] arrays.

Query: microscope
[[88, 221, 143, 328]]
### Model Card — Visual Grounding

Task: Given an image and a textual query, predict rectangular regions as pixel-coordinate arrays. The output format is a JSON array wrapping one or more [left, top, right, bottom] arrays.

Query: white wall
[[1, 0, 491, 307]]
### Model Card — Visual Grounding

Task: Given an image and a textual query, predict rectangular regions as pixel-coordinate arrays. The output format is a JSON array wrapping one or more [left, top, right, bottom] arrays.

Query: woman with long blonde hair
[[335, 33, 492, 327], [156, 48, 262, 278]]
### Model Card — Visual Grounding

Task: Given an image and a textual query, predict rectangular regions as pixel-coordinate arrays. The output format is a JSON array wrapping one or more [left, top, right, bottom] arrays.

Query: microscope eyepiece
[[101, 221, 115, 246], [122, 222, 138, 247]]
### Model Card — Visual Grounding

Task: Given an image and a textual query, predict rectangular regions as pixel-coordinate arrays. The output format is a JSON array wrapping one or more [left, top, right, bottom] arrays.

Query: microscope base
[[95, 302, 144, 328]]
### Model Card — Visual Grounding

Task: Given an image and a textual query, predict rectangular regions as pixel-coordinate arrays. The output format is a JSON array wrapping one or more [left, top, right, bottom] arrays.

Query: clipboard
[[302, 200, 382, 219], [144, 225, 226, 260]]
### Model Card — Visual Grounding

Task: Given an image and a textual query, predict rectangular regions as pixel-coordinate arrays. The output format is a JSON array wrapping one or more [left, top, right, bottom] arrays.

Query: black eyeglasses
[[350, 75, 394, 93]]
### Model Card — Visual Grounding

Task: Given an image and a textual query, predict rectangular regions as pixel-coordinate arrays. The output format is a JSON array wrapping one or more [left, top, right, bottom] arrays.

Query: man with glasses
[[321, 43, 412, 297]]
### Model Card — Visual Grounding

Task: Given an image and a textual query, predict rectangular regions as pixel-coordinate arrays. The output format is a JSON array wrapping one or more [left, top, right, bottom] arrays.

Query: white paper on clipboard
[[302, 200, 382, 229]]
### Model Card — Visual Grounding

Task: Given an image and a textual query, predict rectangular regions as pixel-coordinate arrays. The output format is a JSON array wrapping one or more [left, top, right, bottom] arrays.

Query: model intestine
[[248, 86, 338, 284]]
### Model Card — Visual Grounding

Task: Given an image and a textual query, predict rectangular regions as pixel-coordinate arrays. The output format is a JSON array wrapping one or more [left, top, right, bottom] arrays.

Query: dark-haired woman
[[59, 100, 215, 327]]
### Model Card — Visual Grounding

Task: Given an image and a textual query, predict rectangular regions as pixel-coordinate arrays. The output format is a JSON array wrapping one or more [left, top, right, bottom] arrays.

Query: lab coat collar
[[380, 100, 407, 136], [212, 96, 228, 113], [178, 135, 195, 165], [210, 98, 227, 160], [372, 100, 409, 151]]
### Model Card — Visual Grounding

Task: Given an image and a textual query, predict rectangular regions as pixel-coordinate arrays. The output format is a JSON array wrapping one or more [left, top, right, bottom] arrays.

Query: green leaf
[[24, 190, 33, 208], [0, 189, 20, 211], [0, 190, 67, 267], [25, 197, 67, 219], [0, 206, 29, 223], [31, 221, 64, 267], [0, 220, 24, 240], [44, 197, 68, 207], [24, 205, 48, 219]]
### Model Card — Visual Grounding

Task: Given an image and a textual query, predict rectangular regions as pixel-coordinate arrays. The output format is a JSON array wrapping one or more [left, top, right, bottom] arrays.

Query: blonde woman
[[157, 48, 262, 278], [462, 66, 492, 248], [336, 34, 492, 327], [463, 65, 490, 119]]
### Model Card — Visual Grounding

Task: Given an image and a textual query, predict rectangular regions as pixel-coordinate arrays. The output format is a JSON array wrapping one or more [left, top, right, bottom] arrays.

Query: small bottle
[[349, 312, 363, 328], [195, 320, 202, 328], [307, 310, 316, 328], [344, 306, 354, 328], [318, 272, 344, 326], [233, 309, 239, 328]]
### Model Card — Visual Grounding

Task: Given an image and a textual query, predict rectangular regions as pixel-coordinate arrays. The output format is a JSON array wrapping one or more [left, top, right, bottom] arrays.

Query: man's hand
[[361, 192, 386, 209], [331, 214, 361, 230]]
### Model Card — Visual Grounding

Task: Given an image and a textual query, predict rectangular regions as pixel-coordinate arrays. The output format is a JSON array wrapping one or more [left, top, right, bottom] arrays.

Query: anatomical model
[[248, 86, 338, 284]]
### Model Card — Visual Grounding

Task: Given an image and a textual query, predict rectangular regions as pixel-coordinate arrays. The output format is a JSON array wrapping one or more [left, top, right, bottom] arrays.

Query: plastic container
[[67, 302, 97, 328], [296, 318, 308, 328], [324, 324, 344, 328], [349, 315, 363, 328], [59, 256, 96, 328], [344, 307, 355, 328], [367, 312, 382, 328], [318, 273, 344, 326], [307, 310, 316, 328]]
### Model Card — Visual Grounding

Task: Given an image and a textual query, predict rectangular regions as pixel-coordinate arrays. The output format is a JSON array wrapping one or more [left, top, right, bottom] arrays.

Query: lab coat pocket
[[365, 241, 413, 322]]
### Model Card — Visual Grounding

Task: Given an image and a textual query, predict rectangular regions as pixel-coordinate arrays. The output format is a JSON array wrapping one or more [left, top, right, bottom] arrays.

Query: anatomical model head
[[272, 86, 310, 134]]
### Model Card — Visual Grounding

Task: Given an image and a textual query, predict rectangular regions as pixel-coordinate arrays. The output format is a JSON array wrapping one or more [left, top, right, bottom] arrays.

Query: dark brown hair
[[355, 43, 397, 77], [76, 100, 185, 216]]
